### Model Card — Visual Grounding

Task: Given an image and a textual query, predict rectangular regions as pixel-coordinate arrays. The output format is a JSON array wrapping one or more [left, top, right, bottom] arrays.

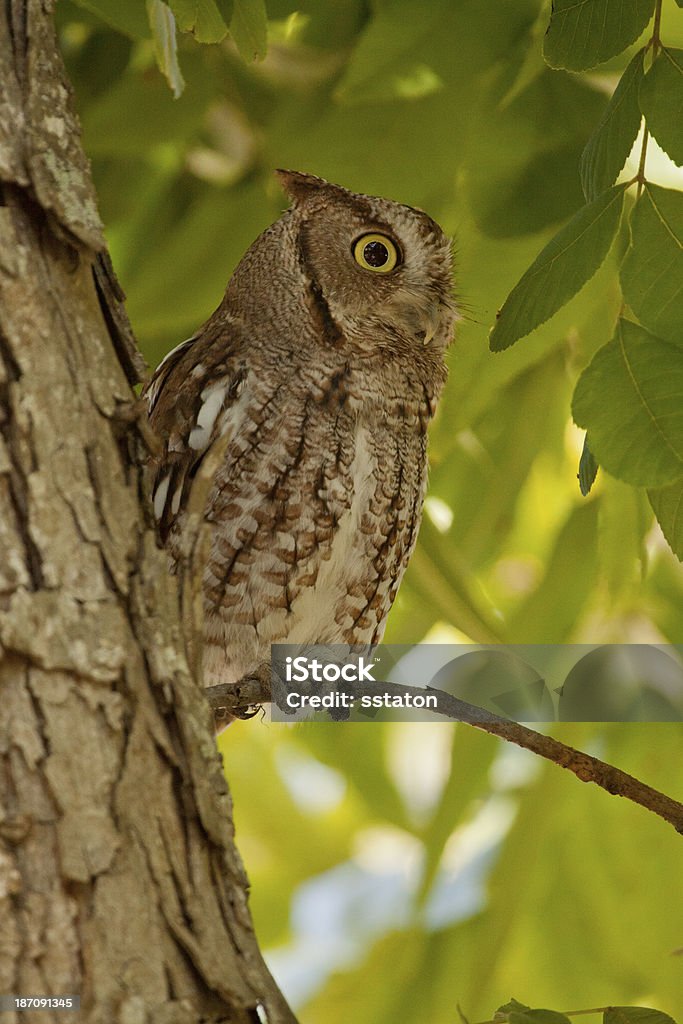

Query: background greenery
[[57, 1, 683, 1020]]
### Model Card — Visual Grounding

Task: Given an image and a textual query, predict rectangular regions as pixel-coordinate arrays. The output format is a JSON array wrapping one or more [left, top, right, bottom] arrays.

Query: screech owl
[[144, 170, 457, 722]]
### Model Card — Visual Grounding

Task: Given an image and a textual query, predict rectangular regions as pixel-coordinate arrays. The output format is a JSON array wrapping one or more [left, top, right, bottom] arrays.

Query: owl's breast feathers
[[143, 307, 437, 684]]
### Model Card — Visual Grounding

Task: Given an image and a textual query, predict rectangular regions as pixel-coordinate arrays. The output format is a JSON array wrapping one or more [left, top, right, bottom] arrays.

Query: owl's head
[[272, 170, 457, 354]]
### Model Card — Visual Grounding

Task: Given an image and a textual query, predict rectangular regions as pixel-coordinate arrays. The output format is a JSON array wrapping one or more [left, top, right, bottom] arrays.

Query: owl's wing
[[142, 314, 248, 542], [143, 335, 198, 416]]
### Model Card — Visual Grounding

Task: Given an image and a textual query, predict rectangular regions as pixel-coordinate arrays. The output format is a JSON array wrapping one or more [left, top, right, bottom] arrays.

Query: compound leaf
[[544, 0, 656, 71], [580, 48, 645, 201], [230, 0, 268, 61], [621, 184, 683, 348], [572, 319, 683, 488], [490, 185, 626, 351], [605, 1010, 677, 1024], [147, 0, 185, 97], [648, 479, 683, 560], [639, 47, 683, 167], [167, 0, 228, 43]]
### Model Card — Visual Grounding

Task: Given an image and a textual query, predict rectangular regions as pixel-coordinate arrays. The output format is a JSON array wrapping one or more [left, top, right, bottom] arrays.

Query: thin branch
[[635, 124, 650, 198], [652, 0, 663, 54], [636, 0, 663, 197], [205, 676, 683, 835]]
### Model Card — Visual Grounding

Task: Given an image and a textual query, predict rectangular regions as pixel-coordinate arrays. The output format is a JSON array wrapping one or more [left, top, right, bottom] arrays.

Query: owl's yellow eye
[[353, 233, 400, 273]]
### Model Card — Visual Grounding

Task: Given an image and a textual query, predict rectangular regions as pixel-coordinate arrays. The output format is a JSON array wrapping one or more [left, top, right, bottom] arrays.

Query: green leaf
[[543, 0, 656, 71], [639, 47, 683, 167], [509, 1012, 571, 1024], [147, 0, 185, 97], [437, 228, 621, 433], [230, 0, 268, 61], [649, 478, 683, 560], [72, 0, 150, 37], [580, 48, 645, 201], [604, 1010, 677, 1024], [497, 1002, 531, 1017], [620, 184, 683, 348], [167, 0, 228, 43], [578, 435, 599, 495], [489, 185, 626, 351], [215, 0, 233, 23], [572, 319, 683, 487]]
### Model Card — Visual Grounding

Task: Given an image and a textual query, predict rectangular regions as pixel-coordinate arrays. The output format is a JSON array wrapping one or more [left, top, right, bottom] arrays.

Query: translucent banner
[[270, 644, 683, 723]]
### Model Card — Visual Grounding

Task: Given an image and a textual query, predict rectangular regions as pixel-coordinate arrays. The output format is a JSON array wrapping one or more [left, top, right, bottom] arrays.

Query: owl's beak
[[416, 301, 442, 346]]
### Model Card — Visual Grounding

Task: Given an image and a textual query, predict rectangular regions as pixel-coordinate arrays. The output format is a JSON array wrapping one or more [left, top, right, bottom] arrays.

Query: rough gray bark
[[0, 3, 298, 1021]]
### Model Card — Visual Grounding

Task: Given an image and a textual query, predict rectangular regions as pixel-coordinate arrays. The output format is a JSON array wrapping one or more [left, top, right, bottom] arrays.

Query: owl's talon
[[233, 705, 263, 720]]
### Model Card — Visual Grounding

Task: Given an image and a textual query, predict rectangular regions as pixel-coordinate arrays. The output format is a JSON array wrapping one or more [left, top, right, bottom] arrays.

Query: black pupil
[[363, 240, 389, 267]]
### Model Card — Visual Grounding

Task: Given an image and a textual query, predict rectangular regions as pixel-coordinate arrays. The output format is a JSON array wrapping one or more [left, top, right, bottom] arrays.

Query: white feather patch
[[153, 473, 171, 520], [189, 381, 229, 451]]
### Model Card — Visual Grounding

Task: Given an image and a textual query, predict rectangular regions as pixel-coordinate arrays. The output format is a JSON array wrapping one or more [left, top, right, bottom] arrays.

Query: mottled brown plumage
[[144, 171, 456, 715]]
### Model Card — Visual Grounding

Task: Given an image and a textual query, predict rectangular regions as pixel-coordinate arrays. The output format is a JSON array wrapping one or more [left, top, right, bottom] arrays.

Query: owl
[[144, 171, 457, 723]]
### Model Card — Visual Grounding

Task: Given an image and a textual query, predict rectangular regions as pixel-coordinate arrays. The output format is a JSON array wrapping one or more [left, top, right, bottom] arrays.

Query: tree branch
[[206, 676, 683, 835]]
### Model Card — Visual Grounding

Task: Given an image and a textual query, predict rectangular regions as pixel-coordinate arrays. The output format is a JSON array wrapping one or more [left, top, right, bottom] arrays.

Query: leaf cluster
[[72, 0, 267, 95], [490, 0, 683, 560]]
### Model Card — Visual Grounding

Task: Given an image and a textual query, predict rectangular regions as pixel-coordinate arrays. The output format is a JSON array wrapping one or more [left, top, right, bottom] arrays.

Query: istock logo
[[285, 656, 376, 683]]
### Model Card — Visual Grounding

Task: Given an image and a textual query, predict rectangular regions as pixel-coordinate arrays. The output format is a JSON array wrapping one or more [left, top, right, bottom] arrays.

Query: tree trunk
[[0, 3, 297, 1021]]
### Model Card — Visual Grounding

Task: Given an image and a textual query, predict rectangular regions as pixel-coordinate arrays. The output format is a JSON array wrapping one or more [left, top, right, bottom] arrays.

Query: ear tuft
[[275, 169, 329, 205]]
